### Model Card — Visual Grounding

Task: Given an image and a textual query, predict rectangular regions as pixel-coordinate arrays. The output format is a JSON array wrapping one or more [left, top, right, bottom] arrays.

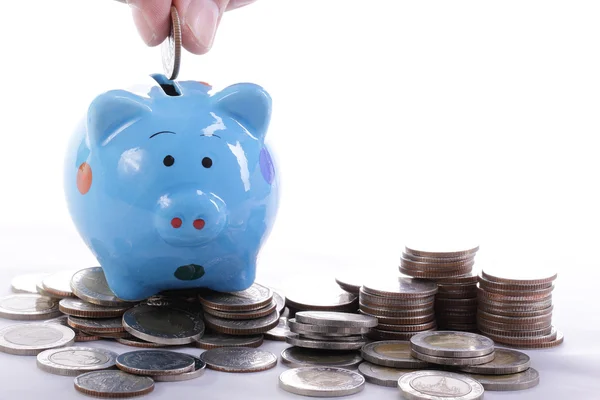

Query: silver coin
[[68, 316, 124, 333], [203, 310, 279, 335], [152, 357, 207, 382], [0, 294, 61, 320], [195, 332, 263, 349], [123, 304, 205, 345], [199, 283, 273, 312], [410, 331, 495, 358], [0, 323, 75, 356], [398, 370, 484, 400], [59, 297, 130, 318], [116, 336, 173, 349], [74, 370, 154, 398], [362, 277, 438, 299], [357, 361, 422, 387], [161, 5, 182, 80], [200, 347, 278, 372], [295, 311, 378, 328], [280, 346, 363, 368], [410, 348, 496, 366], [116, 350, 195, 376], [279, 367, 365, 397], [464, 367, 540, 391], [43, 314, 69, 326], [203, 300, 277, 320], [285, 285, 358, 311], [299, 333, 366, 342], [41, 269, 79, 298], [264, 317, 291, 341], [36, 279, 58, 298], [36, 346, 118, 376], [289, 318, 369, 336], [10, 272, 50, 294], [70, 267, 134, 307], [286, 333, 366, 350], [272, 289, 286, 313], [361, 340, 430, 369]]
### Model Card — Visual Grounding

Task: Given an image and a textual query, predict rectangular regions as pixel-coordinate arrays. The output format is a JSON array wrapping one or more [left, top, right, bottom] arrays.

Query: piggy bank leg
[[102, 265, 159, 301]]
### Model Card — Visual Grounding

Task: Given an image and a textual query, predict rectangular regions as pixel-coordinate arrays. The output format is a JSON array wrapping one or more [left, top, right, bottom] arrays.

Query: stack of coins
[[286, 311, 373, 351], [400, 245, 480, 332], [409, 331, 496, 366], [358, 277, 438, 340], [476, 268, 563, 349]]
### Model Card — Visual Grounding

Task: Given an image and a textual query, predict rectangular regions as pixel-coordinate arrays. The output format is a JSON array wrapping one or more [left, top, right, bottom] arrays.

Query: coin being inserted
[[161, 5, 182, 80]]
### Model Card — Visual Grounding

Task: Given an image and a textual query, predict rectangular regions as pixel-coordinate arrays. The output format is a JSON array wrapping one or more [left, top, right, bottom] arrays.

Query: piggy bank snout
[[154, 188, 227, 247]]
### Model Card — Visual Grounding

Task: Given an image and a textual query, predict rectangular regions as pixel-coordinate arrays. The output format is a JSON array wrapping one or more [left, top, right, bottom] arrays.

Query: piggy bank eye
[[163, 155, 175, 167], [202, 157, 213, 168]]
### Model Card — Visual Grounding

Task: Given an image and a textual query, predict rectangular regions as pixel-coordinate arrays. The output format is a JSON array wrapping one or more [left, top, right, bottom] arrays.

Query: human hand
[[126, 0, 257, 55]]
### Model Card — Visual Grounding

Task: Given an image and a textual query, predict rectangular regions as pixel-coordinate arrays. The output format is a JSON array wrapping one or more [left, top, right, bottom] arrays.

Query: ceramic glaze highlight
[[64, 74, 279, 301]]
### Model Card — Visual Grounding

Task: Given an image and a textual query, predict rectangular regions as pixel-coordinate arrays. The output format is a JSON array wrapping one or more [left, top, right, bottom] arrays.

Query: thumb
[[174, 0, 230, 55]]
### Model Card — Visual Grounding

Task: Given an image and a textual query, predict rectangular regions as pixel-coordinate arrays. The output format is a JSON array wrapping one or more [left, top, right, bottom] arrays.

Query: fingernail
[[127, 0, 157, 45], [186, 0, 220, 51]]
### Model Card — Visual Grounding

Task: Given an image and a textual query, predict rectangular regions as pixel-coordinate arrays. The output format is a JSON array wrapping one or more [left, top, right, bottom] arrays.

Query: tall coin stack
[[476, 269, 564, 349], [358, 278, 438, 341], [400, 245, 480, 332]]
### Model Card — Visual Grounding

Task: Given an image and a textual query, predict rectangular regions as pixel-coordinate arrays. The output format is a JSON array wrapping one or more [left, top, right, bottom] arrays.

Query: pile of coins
[[286, 311, 373, 351], [400, 245, 480, 332], [358, 277, 438, 340], [476, 268, 563, 349]]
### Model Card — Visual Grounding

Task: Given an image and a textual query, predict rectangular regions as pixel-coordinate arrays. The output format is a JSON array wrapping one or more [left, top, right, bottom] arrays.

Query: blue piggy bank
[[64, 74, 279, 301]]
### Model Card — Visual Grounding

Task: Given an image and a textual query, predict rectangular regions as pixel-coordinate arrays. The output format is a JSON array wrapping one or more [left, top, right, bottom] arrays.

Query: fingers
[[226, 0, 257, 11], [173, 0, 227, 55], [126, 0, 172, 47]]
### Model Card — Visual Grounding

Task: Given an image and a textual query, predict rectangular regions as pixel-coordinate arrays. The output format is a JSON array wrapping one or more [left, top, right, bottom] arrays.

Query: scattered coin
[[41, 269, 79, 298], [361, 340, 430, 369], [36, 346, 118, 376], [264, 317, 291, 341], [195, 332, 263, 350], [59, 297, 130, 318], [116, 350, 196, 376], [68, 316, 124, 333], [203, 310, 279, 335], [161, 5, 182, 80], [152, 357, 206, 382], [200, 347, 277, 373], [398, 370, 484, 400], [0, 323, 75, 356], [0, 294, 61, 320], [286, 333, 366, 351], [70, 267, 135, 307], [279, 367, 365, 397], [280, 346, 363, 368], [357, 361, 421, 387], [464, 367, 540, 391], [410, 331, 495, 358], [410, 348, 496, 366], [457, 348, 531, 375], [198, 282, 273, 312], [74, 370, 155, 398], [10, 272, 50, 294]]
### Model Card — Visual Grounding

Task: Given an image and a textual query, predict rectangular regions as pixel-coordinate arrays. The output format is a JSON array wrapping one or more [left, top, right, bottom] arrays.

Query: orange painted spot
[[77, 162, 92, 195], [198, 81, 211, 87]]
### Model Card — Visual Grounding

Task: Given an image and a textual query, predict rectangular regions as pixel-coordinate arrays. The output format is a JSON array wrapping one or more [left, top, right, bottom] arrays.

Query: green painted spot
[[174, 264, 205, 281]]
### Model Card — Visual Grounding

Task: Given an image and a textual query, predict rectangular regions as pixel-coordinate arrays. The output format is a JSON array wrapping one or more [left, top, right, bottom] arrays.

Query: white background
[[0, 0, 599, 399]]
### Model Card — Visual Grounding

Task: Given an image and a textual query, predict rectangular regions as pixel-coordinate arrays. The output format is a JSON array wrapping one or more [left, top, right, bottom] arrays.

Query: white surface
[[1, 0, 600, 398]]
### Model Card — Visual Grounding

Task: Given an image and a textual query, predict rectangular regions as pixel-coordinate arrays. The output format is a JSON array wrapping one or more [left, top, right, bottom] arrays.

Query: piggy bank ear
[[87, 90, 151, 146], [212, 83, 272, 140]]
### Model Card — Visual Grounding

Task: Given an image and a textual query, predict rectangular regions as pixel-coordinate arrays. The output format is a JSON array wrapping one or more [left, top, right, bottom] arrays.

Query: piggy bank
[[63, 74, 279, 301]]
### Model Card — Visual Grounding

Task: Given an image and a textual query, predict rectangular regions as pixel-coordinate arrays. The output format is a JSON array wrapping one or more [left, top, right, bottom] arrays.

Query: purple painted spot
[[259, 148, 275, 184]]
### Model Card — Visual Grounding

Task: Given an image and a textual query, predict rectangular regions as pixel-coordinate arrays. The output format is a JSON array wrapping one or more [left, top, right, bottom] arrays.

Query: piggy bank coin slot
[[151, 73, 181, 97]]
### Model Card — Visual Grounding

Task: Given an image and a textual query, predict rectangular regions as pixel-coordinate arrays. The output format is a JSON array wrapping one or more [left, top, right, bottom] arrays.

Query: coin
[[286, 333, 366, 350], [404, 243, 480, 258], [398, 370, 484, 400], [0, 294, 61, 320], [299, 333, 366, 342], [481, 267, 557, 286], [68, 316, 124, 333], [43, 314, 69, 326], [359, 288, 436, 306], [280, 346, 363, 368], [335, 271, 368, 294], [122, 304, 205, 345], [36, 279, 57, 298], [70, 267, 135, 307], [10, 272, 50, 294], [375, 320, 437, 333], [457, 348, 530, 374], [36, 346, 118, 376], [272, 289, 286, 313], [402, 252, 475, 263], [75, 331, 102, 342], [434, 273, 479, 285], [477, 275, 553, 291], [203, 310, 279, 335], [195, 332, 263, 350], [465, 367, 540, 391], [116, 336, 173, 349], [153, 357, 206, 382], [503, 330, 564, 349], [410, 348, 496, 366], [161, 5, 181, 80], [198, 282, 273, 312], [361, 341, 430, 368], [478, 303, 554, 317], [203, 300, 277, 320], [410, 331, 495, 358], [41, 269, 79, 298], [264, 317, 291, 341], [483, 326, 559, 346], [59, 298, 130, 318], [74, 370, 154, 398], [200, 347, 277, 372], [279, 367, 365, 397], [357, 361, 421, 387], [0, 323, 75, 356], [288, 318, 369, 336], [295, 311, 378, 328], [116, 350, 195, 376], [477, 309, 552, 325], [285, 285, 358, 312], [362, 277, 438, 299]]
